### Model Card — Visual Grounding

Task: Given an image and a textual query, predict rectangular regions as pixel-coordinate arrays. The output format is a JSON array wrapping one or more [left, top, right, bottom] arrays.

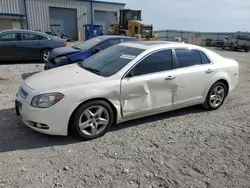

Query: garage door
[[94, 11, 117, 34], [49, 7, 77, 40]]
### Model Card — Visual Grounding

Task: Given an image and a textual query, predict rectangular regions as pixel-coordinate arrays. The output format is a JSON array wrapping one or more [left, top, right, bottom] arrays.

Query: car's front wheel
[[41, 49, 51, 63], [203, 81, 227, 110], [71, 100, 114, 140]]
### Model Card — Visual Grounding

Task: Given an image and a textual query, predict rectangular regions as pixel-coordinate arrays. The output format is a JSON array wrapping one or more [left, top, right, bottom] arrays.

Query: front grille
[[18, 87, 28, 99], [142, 27, 153, 38]]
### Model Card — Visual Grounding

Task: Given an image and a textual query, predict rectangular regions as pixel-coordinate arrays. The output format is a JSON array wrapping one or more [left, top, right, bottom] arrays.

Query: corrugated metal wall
[[1, 0, 125, 40], [25, 0, 88, 39], [156, 29, 235, 46], [0, 0, 25, 14], [25, 0, 124, 40]]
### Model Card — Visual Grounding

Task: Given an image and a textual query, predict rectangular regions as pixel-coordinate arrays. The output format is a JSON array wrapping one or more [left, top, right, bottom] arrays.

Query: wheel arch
[[40, 48, 52, 54], [206, 79, 229, 98], [217, 79, 229, 96], [68, 98, 118, 134]]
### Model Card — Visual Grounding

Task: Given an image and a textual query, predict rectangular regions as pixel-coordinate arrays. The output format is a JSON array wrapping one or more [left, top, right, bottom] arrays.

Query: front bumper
[[15, 86, 75, 136]]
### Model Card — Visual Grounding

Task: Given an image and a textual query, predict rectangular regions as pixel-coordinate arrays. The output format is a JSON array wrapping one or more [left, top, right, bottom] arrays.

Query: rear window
[[73, 38, 104, 51]]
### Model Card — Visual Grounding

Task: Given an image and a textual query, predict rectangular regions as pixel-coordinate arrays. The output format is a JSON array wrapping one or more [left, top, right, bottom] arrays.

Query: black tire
[[203, 81, 227, 110], [245, 48, 249, 52], [41, 49, 51, 63], [229, 44, 235, 51], [70, 100, 114, 140]]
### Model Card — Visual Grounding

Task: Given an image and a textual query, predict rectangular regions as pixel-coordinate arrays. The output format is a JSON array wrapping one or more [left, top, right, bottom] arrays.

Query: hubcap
[[78, 106, 109, 136], [43, 51, 50, 62], [209, 86, 225, 108]]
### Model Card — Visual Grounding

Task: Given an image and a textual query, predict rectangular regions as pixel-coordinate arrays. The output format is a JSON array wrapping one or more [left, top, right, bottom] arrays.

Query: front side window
[[0, 33, 20, 41], [175, 49, 202, 68], [132, 50, 172, 76], [79, 45, 144, 77]]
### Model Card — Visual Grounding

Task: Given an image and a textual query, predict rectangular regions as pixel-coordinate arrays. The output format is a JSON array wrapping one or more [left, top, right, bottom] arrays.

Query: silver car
[[16, 41, 239, 140]]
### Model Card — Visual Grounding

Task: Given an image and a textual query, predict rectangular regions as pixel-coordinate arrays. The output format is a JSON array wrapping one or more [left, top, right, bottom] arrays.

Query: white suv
[[223, 34, 250, 52]]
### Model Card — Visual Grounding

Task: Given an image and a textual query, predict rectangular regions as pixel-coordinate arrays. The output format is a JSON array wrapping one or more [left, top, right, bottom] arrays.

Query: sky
[[99, 0, 250, 32]]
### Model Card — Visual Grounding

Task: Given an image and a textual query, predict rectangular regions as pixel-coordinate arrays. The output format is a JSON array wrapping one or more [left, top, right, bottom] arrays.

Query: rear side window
[[175, 49, 201, 68], [133, 50, 172, 76], [200, 51, 210, 64], [22, 33, 41, 40]]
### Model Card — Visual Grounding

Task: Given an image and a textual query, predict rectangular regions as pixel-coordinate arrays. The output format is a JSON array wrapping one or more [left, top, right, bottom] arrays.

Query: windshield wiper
[[72, 46, 81, 50], [83, 66, 101, 75]]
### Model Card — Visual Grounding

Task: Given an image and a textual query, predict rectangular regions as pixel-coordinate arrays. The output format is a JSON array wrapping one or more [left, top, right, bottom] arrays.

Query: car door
[[171, 49, 214, 108], [0, 32, 22, 61], [18, 33, 46, 60], [120, 49, 175, 118]]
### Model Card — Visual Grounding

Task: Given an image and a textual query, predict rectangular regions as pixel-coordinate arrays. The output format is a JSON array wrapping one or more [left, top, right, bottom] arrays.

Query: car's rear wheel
[[203, 81, 227, 110], [245, 48, 249, 52], [41, 49, 51, 63], [71, 100, 114, 140]]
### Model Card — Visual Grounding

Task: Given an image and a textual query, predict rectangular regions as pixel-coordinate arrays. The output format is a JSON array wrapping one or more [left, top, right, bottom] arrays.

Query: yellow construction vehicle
[[111, 9, 158, 40]]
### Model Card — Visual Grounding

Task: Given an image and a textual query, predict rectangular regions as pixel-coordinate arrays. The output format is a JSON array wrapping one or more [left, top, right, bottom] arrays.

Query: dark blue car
[[44, 35, 139, 70], [0, 29, 67, 63]]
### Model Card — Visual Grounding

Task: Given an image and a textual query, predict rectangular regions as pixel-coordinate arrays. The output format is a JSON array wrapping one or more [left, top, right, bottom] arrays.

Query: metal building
[[0, 0, 125, 40], [155, 29, 235, 46]]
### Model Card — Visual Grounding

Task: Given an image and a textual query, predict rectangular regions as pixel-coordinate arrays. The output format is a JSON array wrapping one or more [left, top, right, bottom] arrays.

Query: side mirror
[[92, 48, 101, 54], [127, 69, 136, 77], [225, 37, 228, 40]]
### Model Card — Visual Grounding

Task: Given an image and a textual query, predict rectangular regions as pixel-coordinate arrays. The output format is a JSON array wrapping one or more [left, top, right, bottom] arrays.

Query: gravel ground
[[0, 48, 250, 188]]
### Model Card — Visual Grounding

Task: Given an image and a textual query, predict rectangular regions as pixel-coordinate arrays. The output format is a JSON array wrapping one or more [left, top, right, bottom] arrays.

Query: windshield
[[79, 45, 145, 77], [72, 38, 103, 51], [127, 11, 140, 20]]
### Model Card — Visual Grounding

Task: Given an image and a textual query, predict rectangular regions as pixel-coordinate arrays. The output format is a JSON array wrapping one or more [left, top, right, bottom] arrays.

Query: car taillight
[[61, 42, 67, 47]]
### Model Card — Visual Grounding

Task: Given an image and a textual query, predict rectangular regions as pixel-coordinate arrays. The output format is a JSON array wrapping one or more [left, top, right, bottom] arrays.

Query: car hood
[[50, 46, 80, 59], [25, 64, 105, 91]]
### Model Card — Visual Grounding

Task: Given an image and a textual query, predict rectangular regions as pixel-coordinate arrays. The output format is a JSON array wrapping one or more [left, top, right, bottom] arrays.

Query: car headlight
[[31, 93, 64, 108], [54, 56, 68, 64]]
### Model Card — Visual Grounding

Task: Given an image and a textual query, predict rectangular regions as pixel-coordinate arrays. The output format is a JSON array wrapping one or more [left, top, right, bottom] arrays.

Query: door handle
[[206, 69, 214, 74], [165, 76, 176, 80]]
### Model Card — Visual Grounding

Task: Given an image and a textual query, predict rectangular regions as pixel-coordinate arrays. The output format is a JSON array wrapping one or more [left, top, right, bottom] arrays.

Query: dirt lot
[[0, 48, 250, 188]]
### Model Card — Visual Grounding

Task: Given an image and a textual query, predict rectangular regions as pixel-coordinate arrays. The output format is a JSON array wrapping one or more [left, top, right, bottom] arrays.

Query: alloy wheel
[[78, 105, 109, 136], [43, 51, 50, 62], [209, 85, 225, 108]]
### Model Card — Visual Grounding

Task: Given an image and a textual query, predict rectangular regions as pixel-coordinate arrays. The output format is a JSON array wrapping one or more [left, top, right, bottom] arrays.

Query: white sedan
[[16, 41, 239, 140]]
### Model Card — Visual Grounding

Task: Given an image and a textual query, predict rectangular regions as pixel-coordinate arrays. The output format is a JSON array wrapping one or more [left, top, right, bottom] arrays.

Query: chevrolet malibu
[[16, 41, 239, 140]]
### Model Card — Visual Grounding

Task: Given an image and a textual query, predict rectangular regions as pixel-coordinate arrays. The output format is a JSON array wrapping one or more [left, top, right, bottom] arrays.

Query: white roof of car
[[119, 41, 224, 61], [120, 41, 199, 50]]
